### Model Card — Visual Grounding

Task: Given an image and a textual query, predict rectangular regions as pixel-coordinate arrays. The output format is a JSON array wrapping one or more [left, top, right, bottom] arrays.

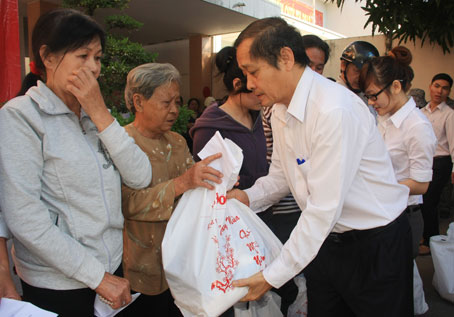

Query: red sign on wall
[[272, 0, 324, 27], [0, 0, 21, 103]]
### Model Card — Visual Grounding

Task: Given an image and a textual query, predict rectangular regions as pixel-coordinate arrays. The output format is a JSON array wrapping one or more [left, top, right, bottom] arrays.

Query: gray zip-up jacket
[[0, 81, 151, 290], [0, 210, 9, 239]]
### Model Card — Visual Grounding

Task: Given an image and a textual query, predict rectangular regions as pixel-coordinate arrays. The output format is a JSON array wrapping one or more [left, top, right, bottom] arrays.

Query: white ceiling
[[21, 0, 258, 45]]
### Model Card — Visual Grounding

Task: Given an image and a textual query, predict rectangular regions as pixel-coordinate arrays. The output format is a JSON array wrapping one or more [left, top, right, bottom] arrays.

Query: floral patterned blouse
[[122, 123, 194, 295]]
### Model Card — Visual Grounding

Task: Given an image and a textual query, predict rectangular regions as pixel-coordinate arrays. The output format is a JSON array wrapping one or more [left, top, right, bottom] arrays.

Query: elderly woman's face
[[137, 81, 181, 137]]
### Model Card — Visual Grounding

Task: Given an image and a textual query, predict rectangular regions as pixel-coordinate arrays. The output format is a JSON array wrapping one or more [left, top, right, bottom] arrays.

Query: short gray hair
[[124, 63, 181, 113]]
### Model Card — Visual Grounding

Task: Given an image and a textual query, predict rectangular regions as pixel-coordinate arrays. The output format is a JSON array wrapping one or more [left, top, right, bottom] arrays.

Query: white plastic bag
[[233, 291, 283, 317], [287, 274, 308, 317], [430, 222, 454, 303], [162, 132, 283, 316], [413, 261, 428, 315]]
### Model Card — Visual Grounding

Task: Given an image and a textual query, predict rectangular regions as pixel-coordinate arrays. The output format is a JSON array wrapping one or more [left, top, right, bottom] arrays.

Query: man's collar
[[424, 101, 448, 113], [286, 66, 313, 123]]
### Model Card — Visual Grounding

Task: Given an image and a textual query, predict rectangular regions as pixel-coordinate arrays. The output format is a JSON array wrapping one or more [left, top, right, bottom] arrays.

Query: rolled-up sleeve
[[407, 121, 437, 182]]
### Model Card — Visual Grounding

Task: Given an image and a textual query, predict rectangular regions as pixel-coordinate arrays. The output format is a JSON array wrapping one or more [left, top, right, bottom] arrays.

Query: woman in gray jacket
[[0, 9, 151, 316]]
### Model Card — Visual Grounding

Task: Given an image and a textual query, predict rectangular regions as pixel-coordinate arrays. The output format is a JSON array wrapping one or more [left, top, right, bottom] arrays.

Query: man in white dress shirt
[[229, 17, 413, 316], [420, 73, 454, 255]]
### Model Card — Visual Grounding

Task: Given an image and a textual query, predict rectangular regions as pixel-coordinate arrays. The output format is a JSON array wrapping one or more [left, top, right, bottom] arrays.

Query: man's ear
[[278, 47, 295, 71], [133, 94, 144, 113], [340, 60, 347, 73]]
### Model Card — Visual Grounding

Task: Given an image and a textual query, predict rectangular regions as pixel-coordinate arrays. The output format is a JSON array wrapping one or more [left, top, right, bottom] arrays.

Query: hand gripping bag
[[162, 132, 283, 316], [430, 222, 454, 303], [233, 291, 283, 317]]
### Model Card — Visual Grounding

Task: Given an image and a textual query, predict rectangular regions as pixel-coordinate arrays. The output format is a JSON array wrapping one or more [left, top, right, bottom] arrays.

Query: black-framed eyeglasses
[[364, 81, 392, 101]]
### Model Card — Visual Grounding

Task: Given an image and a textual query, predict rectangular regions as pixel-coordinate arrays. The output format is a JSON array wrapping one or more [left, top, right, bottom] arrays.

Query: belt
[[434, 155, 450, 160], [405, 205, 421, 214], [327, 211, 406, 244]]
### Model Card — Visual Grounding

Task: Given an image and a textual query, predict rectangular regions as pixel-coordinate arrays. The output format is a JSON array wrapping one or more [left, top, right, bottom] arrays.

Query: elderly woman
[[0, 9, 151, 316], [121, 63, 222, 316]]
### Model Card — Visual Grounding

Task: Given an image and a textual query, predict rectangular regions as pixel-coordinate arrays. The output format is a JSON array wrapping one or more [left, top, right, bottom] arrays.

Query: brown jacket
[[122, 124, 194, 295]]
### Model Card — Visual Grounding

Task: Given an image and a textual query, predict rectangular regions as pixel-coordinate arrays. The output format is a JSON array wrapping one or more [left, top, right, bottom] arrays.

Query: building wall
[[203, 0, 281, 19], [145, 33, 454, 105], [145, 38, 229, 106], [144, 40, 191, 103], [323, 0, 372, 37], [323, 35, 454, 100]]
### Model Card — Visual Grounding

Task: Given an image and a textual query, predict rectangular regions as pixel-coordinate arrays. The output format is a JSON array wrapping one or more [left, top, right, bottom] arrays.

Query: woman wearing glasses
[[359, 46, 437, 259], [359, 47, 437, 313]]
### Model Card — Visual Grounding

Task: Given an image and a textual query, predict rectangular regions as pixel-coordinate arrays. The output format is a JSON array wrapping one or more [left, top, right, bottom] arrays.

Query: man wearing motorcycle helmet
[[338, 41, 379, 116]]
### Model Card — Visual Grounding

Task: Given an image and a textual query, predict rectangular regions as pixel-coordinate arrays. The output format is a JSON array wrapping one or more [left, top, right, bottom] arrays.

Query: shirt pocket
[[292, 159, 310, 210]]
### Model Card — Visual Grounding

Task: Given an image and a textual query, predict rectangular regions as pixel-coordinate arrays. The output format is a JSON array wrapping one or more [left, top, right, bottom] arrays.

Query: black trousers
[[271, 211, 302, 245], [252, 208, 298, 316], [122, 289, 182, 317], [21, 265, 123, 317], [405, 205, 424, 258], [303, 212, 413, 317], [421, 156, 453, 245], [270, 211, 301, 316]]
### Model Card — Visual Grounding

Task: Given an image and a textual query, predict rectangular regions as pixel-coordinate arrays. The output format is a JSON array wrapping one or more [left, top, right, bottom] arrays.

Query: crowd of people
[[0, 8, 453, 317]]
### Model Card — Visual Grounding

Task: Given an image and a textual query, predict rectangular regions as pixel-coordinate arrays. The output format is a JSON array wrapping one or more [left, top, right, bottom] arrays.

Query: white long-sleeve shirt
[[421, 101, 454, 172], [377, 97, 437, 206], [245, 67, 409, 288]]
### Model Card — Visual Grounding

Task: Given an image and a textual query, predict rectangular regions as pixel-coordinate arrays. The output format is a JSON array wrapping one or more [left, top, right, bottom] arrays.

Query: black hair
[[187, 97, 200, 107], [431, 73, 453, 88], [21, 8, 105, 94], [234, 17, 309, 69], [215, 46, 250, 94], [359, 46, 414, 93], [301, 34, 330, 64], [16, 73, 41, 96]]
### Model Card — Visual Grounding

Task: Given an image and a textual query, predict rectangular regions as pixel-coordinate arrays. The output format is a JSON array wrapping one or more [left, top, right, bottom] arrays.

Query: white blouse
[[378, 97, 437, 206]]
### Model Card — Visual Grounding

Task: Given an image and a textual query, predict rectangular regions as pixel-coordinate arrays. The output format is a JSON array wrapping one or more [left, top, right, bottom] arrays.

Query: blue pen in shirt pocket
[[296, 158, 306, 165]]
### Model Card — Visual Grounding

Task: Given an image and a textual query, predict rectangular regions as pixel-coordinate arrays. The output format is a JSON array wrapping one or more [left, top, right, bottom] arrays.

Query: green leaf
[[105, 15, 143, 32], [171, 106, 195, 135], [64, 0, 158, 112], [327, 0, 454, 53]]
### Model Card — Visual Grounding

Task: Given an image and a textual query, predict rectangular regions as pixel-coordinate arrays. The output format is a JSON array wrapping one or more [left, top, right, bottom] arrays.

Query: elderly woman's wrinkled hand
[[174, 153, 223, 196], [67, 67, 113, 131]]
